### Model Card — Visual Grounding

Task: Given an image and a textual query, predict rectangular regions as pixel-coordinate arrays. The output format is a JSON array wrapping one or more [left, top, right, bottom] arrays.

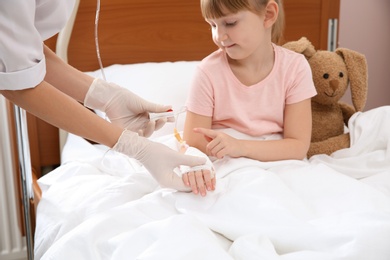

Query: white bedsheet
[[34, 106, 390, 260]]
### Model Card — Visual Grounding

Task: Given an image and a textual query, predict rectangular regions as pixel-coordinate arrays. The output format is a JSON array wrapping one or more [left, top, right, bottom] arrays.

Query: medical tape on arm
[[174, 146, 215, 178]]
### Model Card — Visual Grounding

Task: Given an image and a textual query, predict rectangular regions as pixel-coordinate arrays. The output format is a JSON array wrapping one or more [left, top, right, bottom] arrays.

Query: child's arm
[[183, 111, 213, 155], [192, 99, 312, 161], [182, 112, 216, 196]]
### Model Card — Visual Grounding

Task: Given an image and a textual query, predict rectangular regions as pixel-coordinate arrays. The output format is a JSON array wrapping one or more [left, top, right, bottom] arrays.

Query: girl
[[182, 0, 317, 195]]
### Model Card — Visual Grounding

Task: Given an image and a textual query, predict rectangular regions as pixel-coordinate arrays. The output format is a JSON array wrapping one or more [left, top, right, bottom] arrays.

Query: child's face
[[205, 9, 268, 60]]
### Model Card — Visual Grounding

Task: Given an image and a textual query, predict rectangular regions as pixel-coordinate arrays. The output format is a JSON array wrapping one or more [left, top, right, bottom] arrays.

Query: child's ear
[[264, 0, 278, 28]]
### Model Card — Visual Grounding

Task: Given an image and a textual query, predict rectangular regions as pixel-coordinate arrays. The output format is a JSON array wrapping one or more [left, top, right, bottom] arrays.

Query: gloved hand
[[84, 78, 172, 137], [112, 130, 207, 191]]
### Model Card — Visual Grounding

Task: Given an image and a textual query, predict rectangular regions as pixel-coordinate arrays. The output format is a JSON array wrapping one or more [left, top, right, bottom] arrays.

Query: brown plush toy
[[283, 37, 368, 158]]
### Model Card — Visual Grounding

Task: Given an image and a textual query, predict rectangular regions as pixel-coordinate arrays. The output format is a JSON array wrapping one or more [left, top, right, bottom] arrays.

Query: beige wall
[[339, 0, 390, 110]]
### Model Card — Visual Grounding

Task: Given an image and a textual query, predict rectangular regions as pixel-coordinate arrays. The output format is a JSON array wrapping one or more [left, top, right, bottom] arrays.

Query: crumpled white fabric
[[35, 106, 390, 260], [310, 106, 390, 179]]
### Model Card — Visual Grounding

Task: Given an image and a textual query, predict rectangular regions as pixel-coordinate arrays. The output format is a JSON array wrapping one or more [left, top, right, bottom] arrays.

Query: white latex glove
[[84, 78, 172, 137], [112, 130, 207, 191]]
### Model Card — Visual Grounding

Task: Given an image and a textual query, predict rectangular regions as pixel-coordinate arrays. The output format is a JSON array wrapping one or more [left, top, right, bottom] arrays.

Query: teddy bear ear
[[282, 37, 316, 59], [335, 48, 368, 112]]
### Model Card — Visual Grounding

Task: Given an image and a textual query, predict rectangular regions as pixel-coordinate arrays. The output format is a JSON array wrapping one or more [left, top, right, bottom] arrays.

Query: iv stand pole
[[13, 105, 34, 260]]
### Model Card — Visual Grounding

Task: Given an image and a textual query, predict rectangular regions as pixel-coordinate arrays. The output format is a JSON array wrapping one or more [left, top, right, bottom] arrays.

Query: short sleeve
[[0, 1, 46, 90], [285, 55, 317, 105], [185, 66, 215, 117], [0, 0, 75, 91]]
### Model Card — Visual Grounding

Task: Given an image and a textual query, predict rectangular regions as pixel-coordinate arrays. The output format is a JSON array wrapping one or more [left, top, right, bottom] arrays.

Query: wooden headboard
[[46, 0, 217, 72], [32, 0, 340, 177], [45, 0, 340, 72]]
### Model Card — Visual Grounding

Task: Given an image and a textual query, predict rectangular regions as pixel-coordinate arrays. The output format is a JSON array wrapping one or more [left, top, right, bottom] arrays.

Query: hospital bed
[[24, 0, 390, 259]]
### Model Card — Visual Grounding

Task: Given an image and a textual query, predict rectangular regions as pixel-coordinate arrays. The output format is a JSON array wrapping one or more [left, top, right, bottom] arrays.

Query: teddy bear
[[283, 37, 368, 158]]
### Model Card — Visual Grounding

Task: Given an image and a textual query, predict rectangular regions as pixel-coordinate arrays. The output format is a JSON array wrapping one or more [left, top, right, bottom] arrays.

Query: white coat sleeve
[[0, 1, 46, 90]]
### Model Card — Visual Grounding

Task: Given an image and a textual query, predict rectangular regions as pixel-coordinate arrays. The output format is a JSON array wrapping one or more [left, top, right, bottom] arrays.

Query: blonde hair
[[200, 0, 285, 44]]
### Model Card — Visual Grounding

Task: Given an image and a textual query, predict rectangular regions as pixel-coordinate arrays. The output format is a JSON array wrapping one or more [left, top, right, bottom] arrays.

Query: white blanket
[[34, 106, 390, 260]]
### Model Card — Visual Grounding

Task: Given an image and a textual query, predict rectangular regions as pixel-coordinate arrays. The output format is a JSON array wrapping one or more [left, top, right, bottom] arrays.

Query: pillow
[[85, 61, 200, 138]]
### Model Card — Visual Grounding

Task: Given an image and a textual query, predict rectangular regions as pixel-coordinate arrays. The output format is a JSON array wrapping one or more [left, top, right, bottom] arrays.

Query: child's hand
[[182, 170, 216, 196], [194, 128, 242, 159], [177, 143, 216, 196]]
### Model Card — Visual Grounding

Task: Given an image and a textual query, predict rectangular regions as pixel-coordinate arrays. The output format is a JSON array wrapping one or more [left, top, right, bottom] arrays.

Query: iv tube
[[173, 107, 187, 144], [95, 0, 106, 81]]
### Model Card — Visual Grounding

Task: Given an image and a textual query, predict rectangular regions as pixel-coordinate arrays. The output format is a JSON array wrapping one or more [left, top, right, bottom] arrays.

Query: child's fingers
[[202, 170, 213, 191], [195, 170, 207, 196], [211, 177, 216, 190], [182, 173, 190, 186], [187, 172, 198, 195], [193, 128, 217, 142], [184, 170, 216, 196]]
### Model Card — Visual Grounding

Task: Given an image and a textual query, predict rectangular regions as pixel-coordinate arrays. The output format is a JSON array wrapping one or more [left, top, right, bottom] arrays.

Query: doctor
[[0, 0, 205, 190]]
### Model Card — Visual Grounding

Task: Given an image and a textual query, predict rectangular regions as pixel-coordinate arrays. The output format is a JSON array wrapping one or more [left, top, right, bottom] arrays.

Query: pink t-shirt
[[186, 44, 317, 137]]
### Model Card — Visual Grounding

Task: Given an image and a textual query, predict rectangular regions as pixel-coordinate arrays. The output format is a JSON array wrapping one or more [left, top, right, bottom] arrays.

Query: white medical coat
[[0, 0, 76, 90]]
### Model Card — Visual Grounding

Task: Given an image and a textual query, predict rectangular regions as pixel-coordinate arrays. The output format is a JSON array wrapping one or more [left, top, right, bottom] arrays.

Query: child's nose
[[215, 27, 228, 42]]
